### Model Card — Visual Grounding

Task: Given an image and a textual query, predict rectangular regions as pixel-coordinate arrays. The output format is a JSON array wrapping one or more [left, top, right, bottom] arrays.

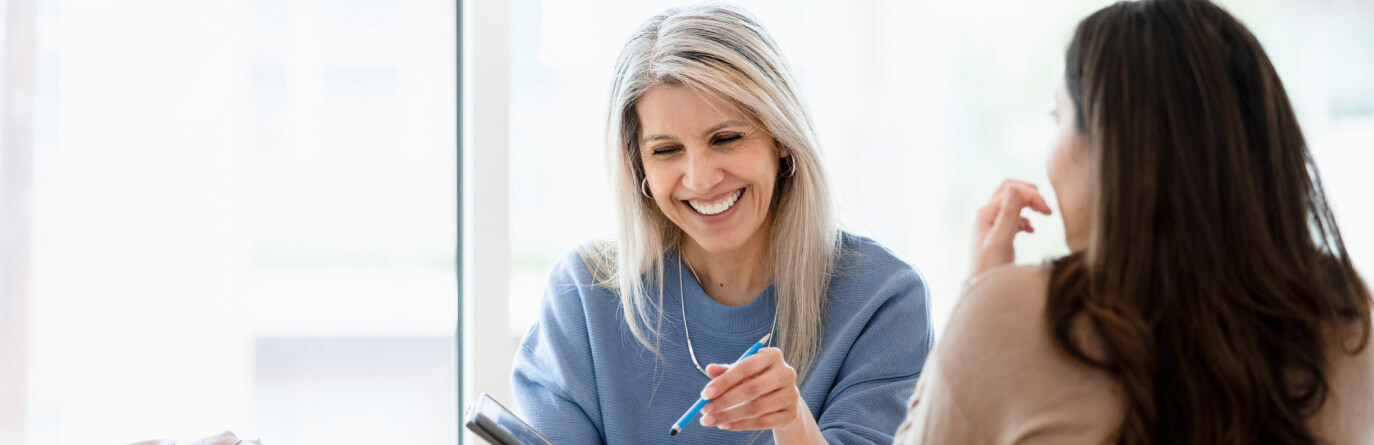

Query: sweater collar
[[667, 250, 777, 335]]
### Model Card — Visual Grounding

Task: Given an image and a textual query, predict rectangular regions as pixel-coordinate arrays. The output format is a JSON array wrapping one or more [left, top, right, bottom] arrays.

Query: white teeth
[[688, 189, 743, 216]]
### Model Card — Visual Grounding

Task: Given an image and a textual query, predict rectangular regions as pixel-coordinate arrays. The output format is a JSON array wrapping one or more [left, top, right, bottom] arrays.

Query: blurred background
[[506, 0, 1374, 368], [2, 0, 457, 443], [2, 0, 1370, 444]]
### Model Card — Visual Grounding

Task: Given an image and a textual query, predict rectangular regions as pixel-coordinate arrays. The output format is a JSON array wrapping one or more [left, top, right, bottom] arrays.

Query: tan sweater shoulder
[[895, 264, 1374, 444], [894, 264, 1124, 444], [1310, 320, 1374, 444]]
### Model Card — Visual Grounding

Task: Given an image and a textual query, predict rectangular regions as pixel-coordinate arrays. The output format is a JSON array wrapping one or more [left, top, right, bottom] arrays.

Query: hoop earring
[[784, 156, 797, 178], [641, 177, 653, 199]]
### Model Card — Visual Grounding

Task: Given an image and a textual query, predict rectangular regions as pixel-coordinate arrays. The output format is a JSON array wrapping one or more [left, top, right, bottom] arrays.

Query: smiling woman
[[637, 86, 784, 305], [510, 4, 933, 444]]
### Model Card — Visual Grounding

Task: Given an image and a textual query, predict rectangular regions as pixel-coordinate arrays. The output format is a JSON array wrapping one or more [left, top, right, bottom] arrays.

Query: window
[[5, 0, 458, 443]]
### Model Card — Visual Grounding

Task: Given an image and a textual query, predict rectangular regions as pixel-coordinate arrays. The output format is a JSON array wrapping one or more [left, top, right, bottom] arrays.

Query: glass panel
[[22, 0, 457, 443]]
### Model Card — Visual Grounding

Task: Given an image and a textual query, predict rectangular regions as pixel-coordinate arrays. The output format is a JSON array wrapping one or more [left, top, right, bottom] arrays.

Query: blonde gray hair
[[581, 3, 838, 380]]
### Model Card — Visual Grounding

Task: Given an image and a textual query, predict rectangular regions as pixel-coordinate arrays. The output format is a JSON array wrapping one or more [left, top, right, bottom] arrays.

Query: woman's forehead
[[637, 85, 748, 134]]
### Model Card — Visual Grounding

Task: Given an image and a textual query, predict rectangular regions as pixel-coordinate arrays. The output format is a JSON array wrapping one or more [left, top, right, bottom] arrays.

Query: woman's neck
[[681, 229, 773, 307]]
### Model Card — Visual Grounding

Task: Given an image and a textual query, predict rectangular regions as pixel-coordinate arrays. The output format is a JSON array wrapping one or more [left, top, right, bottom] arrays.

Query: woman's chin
[[685, 233, 749, 254]]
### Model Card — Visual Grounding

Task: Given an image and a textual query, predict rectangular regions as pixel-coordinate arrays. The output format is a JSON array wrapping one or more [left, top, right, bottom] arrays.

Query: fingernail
[[701, 416, 714, 426], [701, 386, 717, 399]]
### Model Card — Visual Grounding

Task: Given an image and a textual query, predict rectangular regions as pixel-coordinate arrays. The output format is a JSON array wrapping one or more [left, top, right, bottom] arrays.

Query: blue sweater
[[512, 232, 933, 444]]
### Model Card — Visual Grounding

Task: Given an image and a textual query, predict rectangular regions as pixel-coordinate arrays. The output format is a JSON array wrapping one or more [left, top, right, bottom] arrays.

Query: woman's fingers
[[977, 180, 1048, 238], [1002, 178, 1039, 191], [696, 347, 802, 432], [716, 409, 795, 431], [702, 349, 791, 411], [704, 373, 772, 416], [972, 180, 1050, 276], [700, 348, 780, 400], [990, 178, 1039, 195], [987, 183, 1041, 243], [986, 180, 1049, 216], [702, 385, 798, 427]]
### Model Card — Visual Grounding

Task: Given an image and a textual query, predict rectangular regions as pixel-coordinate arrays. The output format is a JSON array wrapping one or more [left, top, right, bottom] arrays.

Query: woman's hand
[[698, 347, 822, 441], [972, 179, 1053, 277]]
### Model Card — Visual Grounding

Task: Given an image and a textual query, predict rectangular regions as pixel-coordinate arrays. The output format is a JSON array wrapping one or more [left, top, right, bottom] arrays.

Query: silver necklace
[[679, 254, 777, 378]]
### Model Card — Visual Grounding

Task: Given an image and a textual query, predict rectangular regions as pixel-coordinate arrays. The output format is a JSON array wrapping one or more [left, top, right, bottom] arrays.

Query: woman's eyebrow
[[641, 120, 749, 145], [641, 133, 675, 145], [702, 120, 749, 137]]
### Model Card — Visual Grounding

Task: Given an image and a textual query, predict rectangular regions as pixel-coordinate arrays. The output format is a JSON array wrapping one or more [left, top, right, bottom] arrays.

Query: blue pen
[[668, 333, 772, 436]]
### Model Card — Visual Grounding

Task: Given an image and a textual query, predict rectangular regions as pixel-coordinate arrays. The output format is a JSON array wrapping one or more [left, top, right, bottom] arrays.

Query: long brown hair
[[1048, 0, 1373, 443]]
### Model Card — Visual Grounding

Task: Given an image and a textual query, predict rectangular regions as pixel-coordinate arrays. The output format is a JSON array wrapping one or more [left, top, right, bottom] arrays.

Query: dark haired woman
[[894, 0, 1372, 443]]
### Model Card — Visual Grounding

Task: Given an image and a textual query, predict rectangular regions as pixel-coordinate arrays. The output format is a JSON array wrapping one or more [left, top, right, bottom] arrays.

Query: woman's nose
[[681, 149, 724, 193]]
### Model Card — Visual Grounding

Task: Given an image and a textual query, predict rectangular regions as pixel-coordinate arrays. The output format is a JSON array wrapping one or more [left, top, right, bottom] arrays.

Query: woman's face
[[1048, 80, 1092, 251], [636, 84, 785, 255]]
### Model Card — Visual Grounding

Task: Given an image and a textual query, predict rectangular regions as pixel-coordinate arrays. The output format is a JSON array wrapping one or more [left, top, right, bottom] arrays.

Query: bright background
[[508, 0, 1374, 352], [4, 0, 457, 443], [1, 0, 1371, 444]]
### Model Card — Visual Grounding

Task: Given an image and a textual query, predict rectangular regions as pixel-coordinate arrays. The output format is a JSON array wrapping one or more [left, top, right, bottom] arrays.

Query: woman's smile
[[684, 188, 746, 217]]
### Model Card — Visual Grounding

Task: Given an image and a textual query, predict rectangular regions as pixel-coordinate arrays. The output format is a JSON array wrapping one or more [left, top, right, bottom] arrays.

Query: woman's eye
[[712, 134, 743, 145], [651, 146, 682, 155]]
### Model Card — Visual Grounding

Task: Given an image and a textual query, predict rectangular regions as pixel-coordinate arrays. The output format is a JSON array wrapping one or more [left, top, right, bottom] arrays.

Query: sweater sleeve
[[818, 260, 934, 444], [511, 255, 606, 444]]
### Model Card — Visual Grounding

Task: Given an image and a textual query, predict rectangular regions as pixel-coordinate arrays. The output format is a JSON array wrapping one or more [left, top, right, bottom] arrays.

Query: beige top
[[894, 264, 1374, 444]]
